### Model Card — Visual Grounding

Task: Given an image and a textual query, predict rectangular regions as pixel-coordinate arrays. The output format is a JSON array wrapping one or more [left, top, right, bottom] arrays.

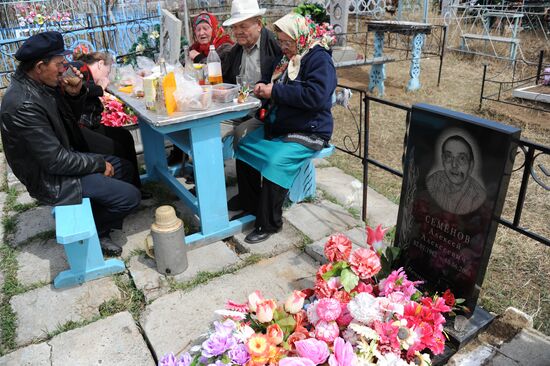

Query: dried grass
[[332, 50, 550, 334]]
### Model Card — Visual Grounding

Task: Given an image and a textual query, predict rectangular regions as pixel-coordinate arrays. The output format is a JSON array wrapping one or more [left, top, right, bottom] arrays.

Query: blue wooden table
[[110, 89, 261, 247]]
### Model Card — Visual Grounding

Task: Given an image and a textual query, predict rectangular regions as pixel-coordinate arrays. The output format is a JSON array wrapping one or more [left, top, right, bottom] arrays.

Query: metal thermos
[[150, 205, 188, 275]]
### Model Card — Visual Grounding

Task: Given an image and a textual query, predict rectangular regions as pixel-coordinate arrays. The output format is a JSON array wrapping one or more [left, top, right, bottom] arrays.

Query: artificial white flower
[[135, 43, 145, 53], [234, 324, 255, 342], [214, 309, 246, 320], [374, 350, 411, 366], [349, 322, 379, 340], [150, 30, 160, 39], [348, 292, 383, 324]]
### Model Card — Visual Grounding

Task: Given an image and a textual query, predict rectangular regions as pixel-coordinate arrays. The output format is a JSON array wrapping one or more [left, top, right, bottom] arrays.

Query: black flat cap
[[15, 31, 72, 62]]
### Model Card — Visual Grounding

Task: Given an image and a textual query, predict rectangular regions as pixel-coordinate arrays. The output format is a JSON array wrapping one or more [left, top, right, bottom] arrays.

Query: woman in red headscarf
[[189, 11, 233, 63]]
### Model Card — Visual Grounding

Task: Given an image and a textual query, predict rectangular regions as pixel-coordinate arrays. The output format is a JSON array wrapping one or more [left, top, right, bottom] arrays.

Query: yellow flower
[[247, 334, 270, 358]]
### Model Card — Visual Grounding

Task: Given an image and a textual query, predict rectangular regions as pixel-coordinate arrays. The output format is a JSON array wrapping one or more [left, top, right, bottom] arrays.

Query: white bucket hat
[[222, 0, 266, 26]]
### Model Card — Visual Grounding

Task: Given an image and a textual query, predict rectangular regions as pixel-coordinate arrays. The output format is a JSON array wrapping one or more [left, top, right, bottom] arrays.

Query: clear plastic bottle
[[206, 45, 223, 85], [183, 45, 195, 77], [155, 58, 167, 114]]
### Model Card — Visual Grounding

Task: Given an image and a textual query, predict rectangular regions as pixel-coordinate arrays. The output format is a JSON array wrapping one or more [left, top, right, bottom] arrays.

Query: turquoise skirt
[[235, 127, 316, 189]]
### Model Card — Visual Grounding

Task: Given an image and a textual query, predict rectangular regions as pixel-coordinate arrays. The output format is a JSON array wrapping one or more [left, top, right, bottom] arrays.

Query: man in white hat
[[222, 0, 281, 87], [221, 0, 282, 158]]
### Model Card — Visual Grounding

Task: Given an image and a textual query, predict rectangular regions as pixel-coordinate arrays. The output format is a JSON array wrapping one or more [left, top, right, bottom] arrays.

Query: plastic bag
[[173, 67, 211, 111], [118, 64, 137, 86]]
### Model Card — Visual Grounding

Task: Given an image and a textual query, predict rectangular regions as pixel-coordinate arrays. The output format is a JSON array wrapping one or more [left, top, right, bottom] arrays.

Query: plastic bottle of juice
[[206, 45, 223, 85]]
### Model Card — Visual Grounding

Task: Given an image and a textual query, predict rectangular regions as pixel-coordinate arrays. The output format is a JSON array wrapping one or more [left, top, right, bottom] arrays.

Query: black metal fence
[[332, 85, 550, 247]]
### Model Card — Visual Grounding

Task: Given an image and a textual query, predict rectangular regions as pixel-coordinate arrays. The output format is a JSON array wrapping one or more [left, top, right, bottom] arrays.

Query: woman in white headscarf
[[232, 13, 337, 244]]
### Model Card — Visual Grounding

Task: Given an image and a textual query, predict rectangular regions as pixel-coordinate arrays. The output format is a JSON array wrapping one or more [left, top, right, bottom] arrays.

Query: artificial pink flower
[[279, 357, 316, 366], [314, 320, 339, 343], [267, 324, 284, 345], [248, 290, 265, 312], [374, 320, 401, 353], [314, 279, 334, 299], [326, 277, 342, 290], [335, 303, 353, 327], [348, 248, 381, 279], [352, 281, 373, 294], [256, 299, 276, 323], [332, 290, 351, 304], [366, 224, 389, 253], [316, 298, 341, 322], [225, 299, 249, 313], [295, 338, 330, 365], [285, 290, 307, 314], [324, 234, 352, 262], [379, 268, 422, 298], [316, 263, 333, 281], [328, 337, 355, 366], [307, 300, 320, 325]]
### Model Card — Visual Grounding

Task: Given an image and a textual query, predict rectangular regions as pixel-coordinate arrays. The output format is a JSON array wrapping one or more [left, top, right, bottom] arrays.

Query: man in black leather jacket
[[0, 32, 140, 256]]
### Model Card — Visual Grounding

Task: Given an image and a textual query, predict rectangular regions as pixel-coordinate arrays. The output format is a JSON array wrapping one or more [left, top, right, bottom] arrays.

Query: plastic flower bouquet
[[160, 226, 454, 366], [15, 3, 71, 26], [100, 93, 137, 127]]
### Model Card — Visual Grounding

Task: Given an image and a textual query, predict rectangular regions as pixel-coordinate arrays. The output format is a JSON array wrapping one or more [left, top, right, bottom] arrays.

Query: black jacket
[[0, 70, 106, 205], [70, 61, 104, 129], [222, 27, 282, 85]]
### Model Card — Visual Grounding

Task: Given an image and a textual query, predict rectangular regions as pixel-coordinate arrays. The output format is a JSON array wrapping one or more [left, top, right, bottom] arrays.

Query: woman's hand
[[189, 50, 200, 61], [254, 83, 273, 99], [96, 77, 110, 90]]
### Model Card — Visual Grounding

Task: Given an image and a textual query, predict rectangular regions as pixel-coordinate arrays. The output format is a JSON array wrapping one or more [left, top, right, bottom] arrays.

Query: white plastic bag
[[173, 67, 210, 111]]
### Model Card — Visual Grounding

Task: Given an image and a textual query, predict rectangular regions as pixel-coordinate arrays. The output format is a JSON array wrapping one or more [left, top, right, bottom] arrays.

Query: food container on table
[[175, 86, 213, 111], [212, 83, 238, 103]]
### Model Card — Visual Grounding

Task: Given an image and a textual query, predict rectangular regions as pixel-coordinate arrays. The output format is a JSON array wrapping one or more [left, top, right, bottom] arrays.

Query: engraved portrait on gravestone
[[426, 133, 487, 215]]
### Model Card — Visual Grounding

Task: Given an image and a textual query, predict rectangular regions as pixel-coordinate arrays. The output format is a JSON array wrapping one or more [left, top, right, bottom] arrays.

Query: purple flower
[[279, 357, 316, 366], [202, 333, 237, 358], [208, 361, 227, 366], [159, 353, 177, 366], [228, 343, 250, 365], [179, 353, 192, 366], [214, 319, 236, 337]]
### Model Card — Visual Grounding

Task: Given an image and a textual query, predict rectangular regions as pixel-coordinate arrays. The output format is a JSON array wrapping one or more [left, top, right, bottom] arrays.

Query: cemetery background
[[0, 0, 548, 363]]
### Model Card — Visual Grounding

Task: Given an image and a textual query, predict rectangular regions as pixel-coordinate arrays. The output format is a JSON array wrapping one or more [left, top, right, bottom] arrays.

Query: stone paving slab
[[16, 239, 67, 286], [116, 207, 155, 259], [316, 167, 399, 228], [233, 219, 305, 257], [11, 206, 55, 247], [305, 227, 368, 264], [6, 166, 26, 193], [49, 311, 155, 365], [487, 328, 550, 366], [0, 342, 51, 366], [141, 250, 318, 359], [128, 241, 241, 303], [283, 200, 362, 241], [11, 277, 121, 346], [15, 192, 35, 207]]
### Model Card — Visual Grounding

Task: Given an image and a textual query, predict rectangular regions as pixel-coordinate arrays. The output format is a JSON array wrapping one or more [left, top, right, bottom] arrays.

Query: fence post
[[362, 96, 370, 223], [479, 64, 487, 109]]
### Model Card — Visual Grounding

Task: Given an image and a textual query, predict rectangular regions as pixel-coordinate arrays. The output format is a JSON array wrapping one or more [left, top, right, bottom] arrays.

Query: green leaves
[[321, 261, 349, 281], [294, 2, 330, 24], [340, 268, 359, 292]]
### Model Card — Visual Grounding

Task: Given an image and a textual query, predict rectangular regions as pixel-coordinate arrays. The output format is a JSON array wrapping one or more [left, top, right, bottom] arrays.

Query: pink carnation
[[314, 320, 339, 343], [348, 248, 381, 279], [324, 234, 352, 262], [316, 298, 341, 322]]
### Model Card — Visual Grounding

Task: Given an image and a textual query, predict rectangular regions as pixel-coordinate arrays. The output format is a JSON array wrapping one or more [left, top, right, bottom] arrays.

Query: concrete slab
[[16, 238, 67, 286], [488, 328, 550, 366], [0, 192, 7, 212], [316, 167, 398, 228], [305, 227, 368, 264], [313, 158, 331, 168], [141, 250, 318, 359], [233, 219, 305, 257], [16, 192, 35, 207], [0, 342, 51, 366], [128, 241, 241, 302], [283, 200, 362, 241], [6, 167, 26, 193], [49, 312, 155, 365], [11, 277, 121, 346], [447, 344, 495, 366], [12, 206, 55, 247], [116, 207, 155, 259]]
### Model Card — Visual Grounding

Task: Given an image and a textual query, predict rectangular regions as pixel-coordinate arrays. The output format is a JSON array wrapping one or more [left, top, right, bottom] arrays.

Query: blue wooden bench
[[288, 145, 334, 202], [52, 198, 125, 289]]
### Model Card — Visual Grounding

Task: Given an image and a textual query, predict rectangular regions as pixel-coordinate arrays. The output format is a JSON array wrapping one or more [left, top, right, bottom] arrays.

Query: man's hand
[[103, 161, 115, 177], [61, 65, 84, 96], [254, 83, 273, 99]]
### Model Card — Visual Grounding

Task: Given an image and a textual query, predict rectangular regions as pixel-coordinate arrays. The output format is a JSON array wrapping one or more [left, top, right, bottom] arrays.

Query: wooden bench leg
[[54, 233, 125, 288]]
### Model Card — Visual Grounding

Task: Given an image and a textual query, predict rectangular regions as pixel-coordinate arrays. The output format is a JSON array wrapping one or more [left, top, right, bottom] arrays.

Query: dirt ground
[[330, 48, 550, 335]]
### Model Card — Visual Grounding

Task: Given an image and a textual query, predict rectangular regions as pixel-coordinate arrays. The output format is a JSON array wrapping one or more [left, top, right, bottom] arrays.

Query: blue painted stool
[[288, 145, 335, 203], [52, 198, 125, 289]]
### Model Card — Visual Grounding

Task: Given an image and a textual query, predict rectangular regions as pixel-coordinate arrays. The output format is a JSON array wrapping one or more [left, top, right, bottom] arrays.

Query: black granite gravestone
[[396, 104, 521, 314]]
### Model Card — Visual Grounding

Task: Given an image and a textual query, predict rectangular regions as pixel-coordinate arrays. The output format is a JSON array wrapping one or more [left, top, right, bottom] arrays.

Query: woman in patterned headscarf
[[231, 13, 337, 244], [189, 11, 233, 63]]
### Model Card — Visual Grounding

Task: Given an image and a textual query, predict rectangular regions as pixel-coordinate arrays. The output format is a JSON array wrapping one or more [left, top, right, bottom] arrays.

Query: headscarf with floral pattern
[[271, 13, 335, 82], [190, 11, 233, 57]]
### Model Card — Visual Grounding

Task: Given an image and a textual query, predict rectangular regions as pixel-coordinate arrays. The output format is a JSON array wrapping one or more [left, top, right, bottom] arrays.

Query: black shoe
[[227, 196, 242, 211], [244, 228, 273, 244], [140, 190, 153, 199], [99, 236, 122, 257]]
